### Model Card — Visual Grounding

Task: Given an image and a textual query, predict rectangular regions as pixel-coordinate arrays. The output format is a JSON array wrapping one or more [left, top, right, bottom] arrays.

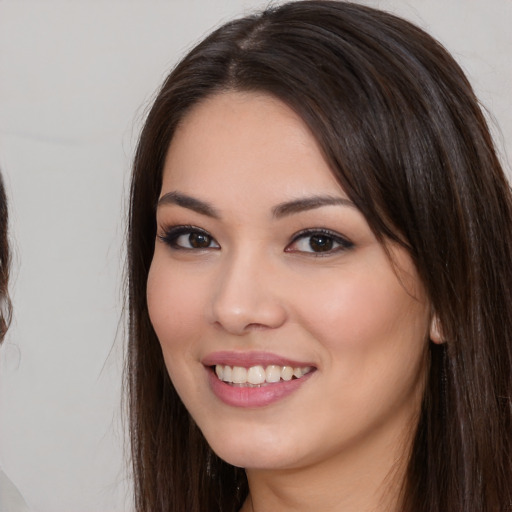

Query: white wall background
[[0, 1, 509, 511]]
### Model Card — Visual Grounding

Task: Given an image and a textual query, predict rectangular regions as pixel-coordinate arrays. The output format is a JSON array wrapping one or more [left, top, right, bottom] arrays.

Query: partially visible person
[[0, 172, 10, 341], [0, 171, 29, 512]]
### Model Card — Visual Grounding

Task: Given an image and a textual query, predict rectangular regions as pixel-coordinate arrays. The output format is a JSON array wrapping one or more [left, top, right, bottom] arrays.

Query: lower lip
[[207, 368, 315, 408]]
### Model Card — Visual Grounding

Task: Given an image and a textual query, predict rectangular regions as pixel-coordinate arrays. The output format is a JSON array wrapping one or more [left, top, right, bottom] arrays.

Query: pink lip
[[207, 370, 315, 408], [203, 351, 316, 408], [202, 351, 315, 368]]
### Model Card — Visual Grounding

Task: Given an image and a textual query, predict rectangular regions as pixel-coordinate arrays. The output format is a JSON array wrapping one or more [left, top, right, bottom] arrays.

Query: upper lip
[[202, 351, 315, 368]]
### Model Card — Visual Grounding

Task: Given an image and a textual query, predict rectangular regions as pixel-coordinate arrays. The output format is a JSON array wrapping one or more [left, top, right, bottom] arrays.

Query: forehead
[[161, 91, 343, 199]]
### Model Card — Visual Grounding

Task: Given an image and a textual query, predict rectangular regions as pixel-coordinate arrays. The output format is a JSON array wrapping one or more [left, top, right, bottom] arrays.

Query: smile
[[203, 352, 317, 407], [215, 364, 314, 386]]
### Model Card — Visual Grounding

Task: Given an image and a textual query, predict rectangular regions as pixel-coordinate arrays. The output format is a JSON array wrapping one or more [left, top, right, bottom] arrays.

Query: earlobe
[[429, 315, 445, 344]]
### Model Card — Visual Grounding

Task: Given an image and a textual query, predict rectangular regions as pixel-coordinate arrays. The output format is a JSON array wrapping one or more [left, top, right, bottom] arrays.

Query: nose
[[208, 250, 287, 335]]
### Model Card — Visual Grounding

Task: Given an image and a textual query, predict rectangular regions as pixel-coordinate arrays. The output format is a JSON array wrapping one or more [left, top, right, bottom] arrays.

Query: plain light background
[[0, 1, 510, 511]]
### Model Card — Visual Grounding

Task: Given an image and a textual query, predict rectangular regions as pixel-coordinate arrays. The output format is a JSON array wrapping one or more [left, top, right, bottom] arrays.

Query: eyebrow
[[272, 195, 355, 218], [157, 191, 355, 219], [157, 191, 220, 218]]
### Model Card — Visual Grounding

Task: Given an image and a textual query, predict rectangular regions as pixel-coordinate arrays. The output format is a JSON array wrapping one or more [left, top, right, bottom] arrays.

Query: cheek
[[146, 256, 209, 404], [288, 267, 430, 444], [146, 257, 205, 356], [292, 265, 429, 367]]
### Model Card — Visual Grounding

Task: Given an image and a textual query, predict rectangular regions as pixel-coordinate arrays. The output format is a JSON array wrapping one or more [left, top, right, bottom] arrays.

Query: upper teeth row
[[215, 364, 312, 385]]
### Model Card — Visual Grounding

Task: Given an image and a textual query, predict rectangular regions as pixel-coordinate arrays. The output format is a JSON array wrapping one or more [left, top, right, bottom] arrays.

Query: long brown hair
[[127, 2, 512, 510]]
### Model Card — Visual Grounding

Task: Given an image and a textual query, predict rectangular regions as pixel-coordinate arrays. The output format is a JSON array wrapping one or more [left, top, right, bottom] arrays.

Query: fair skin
[[147, 91, 432, 512]]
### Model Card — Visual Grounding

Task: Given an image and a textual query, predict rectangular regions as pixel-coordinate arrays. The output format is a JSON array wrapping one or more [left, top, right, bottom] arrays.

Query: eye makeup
[[285, 228, 354, 256], [158, 224, 354, 256], [158, 225, 220, 251]]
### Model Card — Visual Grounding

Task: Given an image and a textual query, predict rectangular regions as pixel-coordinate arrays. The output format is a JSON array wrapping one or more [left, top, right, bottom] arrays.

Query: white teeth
[[247, 365, 266, 385], [265, 365, 281, 383], [232, 366, 247, 384], [293, 367, 304, 378], [293, 366, 313, 378], [222, 365, 232, 383], [281, 366, 293, 381], [214, 364, 313, 386]]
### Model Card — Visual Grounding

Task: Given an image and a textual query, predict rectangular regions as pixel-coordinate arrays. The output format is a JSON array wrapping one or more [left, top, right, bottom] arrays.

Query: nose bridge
[[209, 243, 286, 334]]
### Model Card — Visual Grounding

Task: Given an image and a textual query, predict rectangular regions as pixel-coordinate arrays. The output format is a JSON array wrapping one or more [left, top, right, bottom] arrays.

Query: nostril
[[245, 322, 274, 330]]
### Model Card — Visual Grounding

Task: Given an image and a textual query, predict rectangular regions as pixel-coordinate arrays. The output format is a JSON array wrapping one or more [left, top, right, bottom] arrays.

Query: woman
[[127, 1, 512, 511]]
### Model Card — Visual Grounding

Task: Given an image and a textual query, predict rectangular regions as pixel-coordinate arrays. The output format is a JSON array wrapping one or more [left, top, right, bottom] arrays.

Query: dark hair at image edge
[[127, 2, 512, 511], [0, 172, 11, 342]]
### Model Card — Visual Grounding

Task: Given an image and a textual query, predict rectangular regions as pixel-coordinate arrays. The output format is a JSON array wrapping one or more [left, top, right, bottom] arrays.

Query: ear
[[429, 315, 445, 344]]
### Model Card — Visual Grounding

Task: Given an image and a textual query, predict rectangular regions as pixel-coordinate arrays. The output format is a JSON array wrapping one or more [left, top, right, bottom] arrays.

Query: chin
[[203, 421, 302, 470]]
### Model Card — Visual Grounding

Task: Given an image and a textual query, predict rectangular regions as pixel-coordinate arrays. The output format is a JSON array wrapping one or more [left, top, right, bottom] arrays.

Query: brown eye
[[189, 232, 213, 248], [159, 226, 220, 250], [309, 235, 334, 252], [286, 229, 354, 255]]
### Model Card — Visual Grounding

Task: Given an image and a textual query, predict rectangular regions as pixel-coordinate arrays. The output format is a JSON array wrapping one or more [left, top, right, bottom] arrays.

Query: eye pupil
[[310, 235, 333, 252], [189, 232, 211, 248]]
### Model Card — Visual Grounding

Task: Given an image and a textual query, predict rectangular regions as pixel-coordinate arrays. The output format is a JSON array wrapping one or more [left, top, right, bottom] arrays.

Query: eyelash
[[285, 228, 354, 256], [158, 225, 354, 255], [158, 225, 220, 251]]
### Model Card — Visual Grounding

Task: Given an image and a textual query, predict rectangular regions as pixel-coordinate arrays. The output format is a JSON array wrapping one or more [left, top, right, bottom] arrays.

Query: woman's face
[[147, 91, 430, 472]]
